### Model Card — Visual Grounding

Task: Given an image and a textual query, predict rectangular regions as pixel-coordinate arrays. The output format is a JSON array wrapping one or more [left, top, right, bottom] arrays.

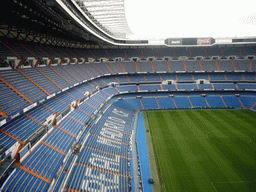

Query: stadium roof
[[76, 0, 133, 39]]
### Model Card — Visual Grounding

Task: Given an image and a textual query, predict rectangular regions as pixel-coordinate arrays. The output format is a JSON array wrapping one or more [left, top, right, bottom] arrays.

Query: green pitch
[[144, 109, 256, 192]]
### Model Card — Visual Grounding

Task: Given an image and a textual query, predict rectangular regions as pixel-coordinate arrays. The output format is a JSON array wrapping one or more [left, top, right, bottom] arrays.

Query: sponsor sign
[[197, 38, 211, 45], [39, 98, 46, 104], [47, 93, 56, 100], [0, 119, 6, 127], [23, 103, 37, 113], [167, 38, 182, 45], [62, 87, 69, 92], [11, 112, 21, 119]]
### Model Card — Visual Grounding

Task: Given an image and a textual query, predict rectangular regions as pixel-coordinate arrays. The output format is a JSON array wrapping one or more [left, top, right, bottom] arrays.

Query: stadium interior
[[0, 0, 255, 191]]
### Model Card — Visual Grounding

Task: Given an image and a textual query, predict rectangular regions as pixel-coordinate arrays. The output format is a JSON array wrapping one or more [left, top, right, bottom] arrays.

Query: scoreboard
[[165, 37, 215, 46]]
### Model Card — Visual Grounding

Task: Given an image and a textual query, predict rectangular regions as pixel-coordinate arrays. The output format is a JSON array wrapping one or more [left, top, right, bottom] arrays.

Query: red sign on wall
[[197, 38, 211, 45]]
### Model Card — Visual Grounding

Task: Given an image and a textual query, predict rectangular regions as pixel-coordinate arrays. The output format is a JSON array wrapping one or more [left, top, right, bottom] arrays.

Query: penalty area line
[[211, 182, 218, 192], [211, 180, 252, 192], [212, 180, 251, 183]]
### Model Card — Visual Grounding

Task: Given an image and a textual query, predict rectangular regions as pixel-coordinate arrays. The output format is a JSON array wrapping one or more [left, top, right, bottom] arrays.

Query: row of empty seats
[[116, 91, 256, 110], [1, 40, 256, 59], [0, 78, 107, 157], [90, 60, 256, 73], [117, 83, 256, 92], [64, 104, 135, 192], [0, 63, 255, 120], [0, 64, 104, 119], [2, 88, 110, 191]]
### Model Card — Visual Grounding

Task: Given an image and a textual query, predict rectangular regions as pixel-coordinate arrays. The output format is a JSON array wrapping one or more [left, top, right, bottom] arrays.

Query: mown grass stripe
[[166, 111, 213, 191], [185, 110, 240, 181], [181, 111, 232, 181]]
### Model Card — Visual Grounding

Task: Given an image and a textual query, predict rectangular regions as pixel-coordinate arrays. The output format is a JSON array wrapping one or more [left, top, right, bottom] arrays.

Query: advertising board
[[197, 38, 212, 45]]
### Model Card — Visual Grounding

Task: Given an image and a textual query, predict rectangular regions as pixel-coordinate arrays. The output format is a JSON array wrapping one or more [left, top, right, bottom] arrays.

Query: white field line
[[211, 182, 218, 192]]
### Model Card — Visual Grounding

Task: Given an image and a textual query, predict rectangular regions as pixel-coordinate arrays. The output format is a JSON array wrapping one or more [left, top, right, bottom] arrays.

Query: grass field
[[144, 109, 256, 192]]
